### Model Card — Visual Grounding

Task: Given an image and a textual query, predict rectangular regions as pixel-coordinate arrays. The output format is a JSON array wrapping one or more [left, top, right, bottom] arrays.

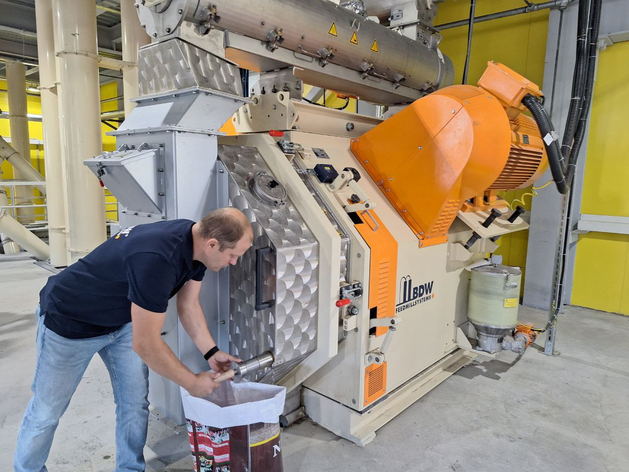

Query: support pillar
[[6, 62, 35, 223], [121, 0, 150, 117], [52, 0, 106, 263], [35, 0, 69, 266]]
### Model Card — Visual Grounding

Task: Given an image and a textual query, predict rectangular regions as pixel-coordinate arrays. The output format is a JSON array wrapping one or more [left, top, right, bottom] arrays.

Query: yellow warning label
[[504, 297, 518, 308], [328, 22, 338, 37], [350, 31, 359, 45], [371, 40, 379, 52]]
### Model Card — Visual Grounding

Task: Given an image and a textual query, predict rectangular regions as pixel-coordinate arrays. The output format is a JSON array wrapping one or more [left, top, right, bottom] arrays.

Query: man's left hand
[[209, 351, 242, 373]]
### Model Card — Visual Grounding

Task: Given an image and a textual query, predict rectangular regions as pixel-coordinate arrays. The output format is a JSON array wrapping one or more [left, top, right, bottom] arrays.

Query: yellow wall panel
[[572, 42, 629, 315], [580, 42, 629, 217], [572, 233, 629, 314], [99, 82, 120, 221]]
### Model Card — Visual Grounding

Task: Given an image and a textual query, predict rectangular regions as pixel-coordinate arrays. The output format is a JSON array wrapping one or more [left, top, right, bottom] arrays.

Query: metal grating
[[364, 363, 387, 406], [445, 86, 484, 102], [433, 199, 460, 233]]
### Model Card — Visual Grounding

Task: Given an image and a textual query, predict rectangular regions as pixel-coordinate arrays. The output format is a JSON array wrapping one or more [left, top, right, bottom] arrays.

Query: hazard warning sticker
[[504, 297, 518, 308], [328, 22, 338, 37], [371, 40, 378, 52], [350, 31, 358, 45]]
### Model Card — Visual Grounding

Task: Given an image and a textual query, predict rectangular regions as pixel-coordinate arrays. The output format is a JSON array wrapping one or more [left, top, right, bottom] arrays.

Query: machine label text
[[396, 276, 434, 313]]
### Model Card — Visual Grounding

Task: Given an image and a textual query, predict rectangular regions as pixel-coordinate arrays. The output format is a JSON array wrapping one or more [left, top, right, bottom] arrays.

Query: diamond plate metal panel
[[219, 145, 319, 382], [138, 38, 242, 97]]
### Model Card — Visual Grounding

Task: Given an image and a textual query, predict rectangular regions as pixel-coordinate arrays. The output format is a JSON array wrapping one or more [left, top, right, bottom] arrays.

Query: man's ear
[[206, 238, 219, 250]]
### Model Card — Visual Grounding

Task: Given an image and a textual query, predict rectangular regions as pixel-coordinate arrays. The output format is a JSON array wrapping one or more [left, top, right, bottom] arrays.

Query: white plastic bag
[[181, 381, 286, 429]]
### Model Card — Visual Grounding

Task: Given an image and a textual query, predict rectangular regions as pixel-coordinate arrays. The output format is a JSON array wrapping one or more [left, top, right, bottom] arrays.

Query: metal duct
[[0, 208, 49, 260], [137, 0, 454, 93], [0, 136, 46, 195]]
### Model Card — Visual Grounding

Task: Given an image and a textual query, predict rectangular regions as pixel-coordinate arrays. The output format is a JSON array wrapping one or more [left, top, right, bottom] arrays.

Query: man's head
[[193, 208, 254, 271]]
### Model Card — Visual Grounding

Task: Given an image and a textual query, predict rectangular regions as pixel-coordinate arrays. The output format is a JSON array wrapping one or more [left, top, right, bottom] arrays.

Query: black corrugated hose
[[522, 0, 602, 195], [560, 0, 591, 166], [522, 94, 569, 194], [564, 0, 603, 186]]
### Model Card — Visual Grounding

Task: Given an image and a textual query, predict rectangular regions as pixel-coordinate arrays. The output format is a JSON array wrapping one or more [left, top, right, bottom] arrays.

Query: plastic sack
[[181, 381, 286, 472]]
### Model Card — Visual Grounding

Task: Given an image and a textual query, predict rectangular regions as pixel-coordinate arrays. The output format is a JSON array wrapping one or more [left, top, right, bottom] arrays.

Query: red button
[[336, 299, 351, 308], [269, 130, 284, 137]]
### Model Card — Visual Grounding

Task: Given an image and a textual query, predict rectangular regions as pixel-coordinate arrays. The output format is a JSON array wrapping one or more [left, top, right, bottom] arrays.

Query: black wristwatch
[[203, 346, 220, 361]]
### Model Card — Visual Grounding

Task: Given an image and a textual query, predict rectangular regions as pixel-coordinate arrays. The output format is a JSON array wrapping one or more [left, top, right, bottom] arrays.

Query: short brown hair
[[198, 208, 252, 250]]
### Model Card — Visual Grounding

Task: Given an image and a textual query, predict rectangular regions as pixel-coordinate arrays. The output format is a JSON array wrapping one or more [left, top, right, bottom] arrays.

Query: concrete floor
[[1, 253, 628, 472]]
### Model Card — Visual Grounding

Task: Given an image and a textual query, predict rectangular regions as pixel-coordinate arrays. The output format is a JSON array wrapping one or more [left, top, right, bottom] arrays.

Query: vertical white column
[[6, 62, 35, 223], [120, 0, 150, 117], [35, 0, 69, 266], [52, 0, 106, 263]]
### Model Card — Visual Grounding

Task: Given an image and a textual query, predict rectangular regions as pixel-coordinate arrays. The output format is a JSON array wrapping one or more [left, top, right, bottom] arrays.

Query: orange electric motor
[[350, 62, 549, 248]]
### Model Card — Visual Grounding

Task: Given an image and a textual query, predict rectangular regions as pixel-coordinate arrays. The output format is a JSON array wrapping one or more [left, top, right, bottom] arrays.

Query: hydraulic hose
[[523, 0, 603, 195], [564, 0, 602, 186], [522, 94, 569, 194], [560, 0, 591, 161]]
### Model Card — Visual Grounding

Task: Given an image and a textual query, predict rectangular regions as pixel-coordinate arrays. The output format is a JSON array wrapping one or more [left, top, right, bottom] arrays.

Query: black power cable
[[521, 0, 603, 194]]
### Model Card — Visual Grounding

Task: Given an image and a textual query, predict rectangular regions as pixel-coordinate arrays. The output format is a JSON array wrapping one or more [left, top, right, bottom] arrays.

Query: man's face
[[204, 235, 252, 272]]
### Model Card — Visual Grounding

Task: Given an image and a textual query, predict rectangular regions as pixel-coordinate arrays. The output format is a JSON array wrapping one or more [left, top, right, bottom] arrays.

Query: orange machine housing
[[350, 62, 549, 248]]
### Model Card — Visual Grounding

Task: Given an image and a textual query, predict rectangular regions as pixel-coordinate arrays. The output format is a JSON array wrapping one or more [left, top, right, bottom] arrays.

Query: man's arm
[[130, 302, 219, 397], [177, 280, 241, 373], [177, 280, 217, 354]]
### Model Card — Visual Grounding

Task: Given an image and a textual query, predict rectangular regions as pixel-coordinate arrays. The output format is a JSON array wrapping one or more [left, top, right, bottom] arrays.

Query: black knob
[[464, 232, 481, 250], [350, 194, 361, 204], [343, 167, 361, 182], [482, 208, 502, 228], [490, 235, 501, 243], [508, 205, 526, 223]]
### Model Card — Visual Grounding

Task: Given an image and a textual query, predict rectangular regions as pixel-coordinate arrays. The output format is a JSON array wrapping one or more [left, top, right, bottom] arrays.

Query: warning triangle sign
[[328, 22, 338, 37], [371, 40, 378, 52], [350, 31, 358, 45]]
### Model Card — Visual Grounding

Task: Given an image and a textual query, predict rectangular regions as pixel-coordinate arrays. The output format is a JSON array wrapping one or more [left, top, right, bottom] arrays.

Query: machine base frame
[[302, 348, 475, 446]]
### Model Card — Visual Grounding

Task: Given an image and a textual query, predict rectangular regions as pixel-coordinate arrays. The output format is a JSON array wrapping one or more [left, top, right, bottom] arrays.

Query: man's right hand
[[186, 371, 221, 398]]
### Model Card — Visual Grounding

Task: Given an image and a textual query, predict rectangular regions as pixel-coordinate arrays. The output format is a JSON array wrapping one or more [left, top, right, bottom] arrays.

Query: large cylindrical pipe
[[6, 61, 35, 223], [53, 0, 106, 263], [0, 137, 47, 195], [121, 0, 151, 117], [137, 0, 454, 92], [0, 209, 50, 260], [35, 0, 68, 266], [0, 188, 20, 254]]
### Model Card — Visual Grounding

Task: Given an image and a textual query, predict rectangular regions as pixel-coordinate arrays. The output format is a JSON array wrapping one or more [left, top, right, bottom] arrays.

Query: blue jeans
[[14, 310, 149, 472]]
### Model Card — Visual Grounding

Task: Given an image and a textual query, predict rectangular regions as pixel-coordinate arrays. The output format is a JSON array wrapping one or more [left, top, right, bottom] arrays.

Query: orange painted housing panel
[[350, 62, 547, 247], [354, 210, 398, 337]]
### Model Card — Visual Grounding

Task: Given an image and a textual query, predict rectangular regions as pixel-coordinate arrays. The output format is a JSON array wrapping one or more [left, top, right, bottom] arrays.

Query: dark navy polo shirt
[[39, 219, 207, 339]]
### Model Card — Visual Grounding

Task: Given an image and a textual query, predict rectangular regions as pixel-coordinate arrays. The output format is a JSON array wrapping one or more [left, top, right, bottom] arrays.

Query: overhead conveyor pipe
[[137, 0, 454, 93], [0, 136, 47, 195], [0, 208, 49, 260]]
